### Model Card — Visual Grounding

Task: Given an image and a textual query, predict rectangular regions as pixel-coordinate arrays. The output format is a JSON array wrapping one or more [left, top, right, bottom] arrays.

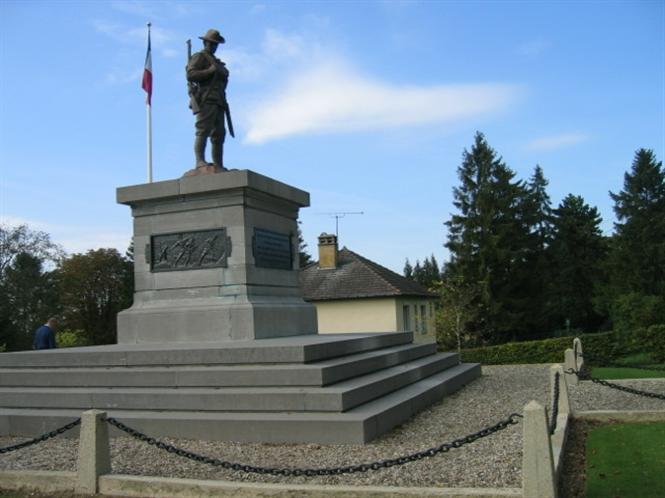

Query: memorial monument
[[0, 29, 481, 444], [185, 28, 233, 174]]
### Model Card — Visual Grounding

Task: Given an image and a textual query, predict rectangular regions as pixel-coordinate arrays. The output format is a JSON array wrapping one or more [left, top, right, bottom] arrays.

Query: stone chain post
[[75, 409, 111, 494], [564, 337, 584, 386], [563, 348, 578, 385], [522, 400, 557, 498]]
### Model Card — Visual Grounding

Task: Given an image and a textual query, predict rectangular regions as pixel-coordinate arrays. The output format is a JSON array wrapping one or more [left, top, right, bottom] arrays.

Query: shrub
[[611, 293, 665, 332], [56, 329, 88, 348], [635, 325, 665, 362], [458, 331, 618, 365]]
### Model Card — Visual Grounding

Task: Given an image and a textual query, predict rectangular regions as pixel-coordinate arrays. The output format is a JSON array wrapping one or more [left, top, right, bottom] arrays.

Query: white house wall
[[315, 297, 436, 343]]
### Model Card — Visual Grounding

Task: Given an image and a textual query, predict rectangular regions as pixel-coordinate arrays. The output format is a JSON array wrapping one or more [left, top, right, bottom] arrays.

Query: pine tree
[[522, 165, 554, 335], [445, 132, 532, 344], [526, 165, 554, 250], [609, 149, 665, 296], [297, 222, 313, 267], [606, 148, 665, 329], [547, 195, 606, 332], [426, 254, 441, 287], [403, 259, 413, 279], [413, 260, 423, 284]]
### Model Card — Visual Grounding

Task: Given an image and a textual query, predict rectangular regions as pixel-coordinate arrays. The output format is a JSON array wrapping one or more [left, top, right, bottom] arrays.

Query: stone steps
[[0, 342, 437, 388], [0, 333, 482, 443], [0, 363, 481, 444], [0, 332, 412, 368], [0, 353, 458, 413]]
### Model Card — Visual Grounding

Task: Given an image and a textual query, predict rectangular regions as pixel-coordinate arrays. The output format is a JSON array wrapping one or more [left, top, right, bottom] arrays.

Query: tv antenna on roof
[[318, 211, 364, 239]]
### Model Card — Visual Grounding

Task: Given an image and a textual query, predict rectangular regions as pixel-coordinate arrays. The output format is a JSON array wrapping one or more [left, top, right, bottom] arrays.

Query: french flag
[[142, 26, 152, 105]]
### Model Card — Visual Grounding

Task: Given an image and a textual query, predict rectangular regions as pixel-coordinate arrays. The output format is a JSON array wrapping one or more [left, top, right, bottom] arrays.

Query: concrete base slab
[[0, 332, 413, 367], [0, 333, 481, 444], [0, 470, 76, 494], [0, 471, 521, 498], [0, 364, 480, 444], [99, 474, 523, 498], [0, 343, 437, 388]]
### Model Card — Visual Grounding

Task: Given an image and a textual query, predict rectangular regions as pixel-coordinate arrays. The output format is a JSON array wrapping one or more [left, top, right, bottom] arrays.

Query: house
[[300, 234, 438, 342]]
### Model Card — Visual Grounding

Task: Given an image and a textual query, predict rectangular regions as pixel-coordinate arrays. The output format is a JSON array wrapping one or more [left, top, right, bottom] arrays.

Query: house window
[[421, 305, 427, 333], [414, 305, 420, 333], [403, 305, 410, 331]]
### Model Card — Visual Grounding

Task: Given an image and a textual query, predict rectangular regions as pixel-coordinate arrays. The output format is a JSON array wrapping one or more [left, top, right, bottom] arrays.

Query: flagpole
[[147, 95, 152, 183], [145, 22, 153, 183]]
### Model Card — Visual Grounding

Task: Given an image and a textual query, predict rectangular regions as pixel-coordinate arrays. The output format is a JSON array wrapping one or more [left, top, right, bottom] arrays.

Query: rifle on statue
[[186, 39, 200, 114]]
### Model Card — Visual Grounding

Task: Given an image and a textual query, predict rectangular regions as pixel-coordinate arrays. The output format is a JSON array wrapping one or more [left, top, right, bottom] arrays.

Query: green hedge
[[458, 331, 618, 365], [636, 325, 665, 362]]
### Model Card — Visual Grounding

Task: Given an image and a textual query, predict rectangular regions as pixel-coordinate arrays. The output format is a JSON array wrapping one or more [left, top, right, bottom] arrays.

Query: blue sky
[[1, 0, 663, 273]]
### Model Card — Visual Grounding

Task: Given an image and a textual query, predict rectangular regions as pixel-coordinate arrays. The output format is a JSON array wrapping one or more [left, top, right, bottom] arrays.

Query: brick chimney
[[318, 233, 338, 269]]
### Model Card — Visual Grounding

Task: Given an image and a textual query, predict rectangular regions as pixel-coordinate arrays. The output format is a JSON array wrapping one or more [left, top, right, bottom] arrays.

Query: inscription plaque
[[150, 229, 229, 272], [253, 228, 292, 270]]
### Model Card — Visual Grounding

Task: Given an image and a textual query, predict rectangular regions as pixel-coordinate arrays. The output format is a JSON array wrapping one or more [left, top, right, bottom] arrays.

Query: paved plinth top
[[0, 333, 413, 367], [116, 169, 310, 207]]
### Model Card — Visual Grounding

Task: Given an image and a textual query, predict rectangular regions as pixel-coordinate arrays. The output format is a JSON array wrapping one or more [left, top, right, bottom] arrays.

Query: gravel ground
[[1, 364, 663, 489]]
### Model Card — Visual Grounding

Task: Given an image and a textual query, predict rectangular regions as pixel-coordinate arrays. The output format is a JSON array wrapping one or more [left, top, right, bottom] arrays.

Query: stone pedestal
[[116, 170, 318, 344]]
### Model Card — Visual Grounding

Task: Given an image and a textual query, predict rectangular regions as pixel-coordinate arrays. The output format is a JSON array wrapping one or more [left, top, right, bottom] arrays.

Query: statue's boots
[[194, 136, 208, 168], [211, 141, 226, 170]]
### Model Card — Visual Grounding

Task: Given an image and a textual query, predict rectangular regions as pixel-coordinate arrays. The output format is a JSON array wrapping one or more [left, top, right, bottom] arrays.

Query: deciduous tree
[[56, 248, 133, 345], [0, 224, 64, 277], [0, 253, 58, 350]]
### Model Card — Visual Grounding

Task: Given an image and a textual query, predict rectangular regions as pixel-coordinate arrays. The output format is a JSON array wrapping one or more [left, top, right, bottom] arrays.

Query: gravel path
[[1, 364, 663, 489]]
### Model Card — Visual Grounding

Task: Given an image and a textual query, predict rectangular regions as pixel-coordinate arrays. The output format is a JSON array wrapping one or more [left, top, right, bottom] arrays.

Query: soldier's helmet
[[199, 29, 225, 44]]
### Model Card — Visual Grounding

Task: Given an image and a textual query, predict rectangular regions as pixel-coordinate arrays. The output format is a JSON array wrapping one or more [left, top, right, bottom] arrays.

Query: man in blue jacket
[[33, 317, 58, 350]]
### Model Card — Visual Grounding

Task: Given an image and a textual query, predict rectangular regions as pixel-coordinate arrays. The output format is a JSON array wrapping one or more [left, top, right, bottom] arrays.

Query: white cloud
[[58, 231, 132, 256], [110, 1, 191, 19], [222, 47, 268, 81], [262, 29, 306, 61], [93, 19, 179, 84], [524, 133, 589, 151], [223, 28, 325, 82], [517, 38, 551, 57], [0, 215, 130, 256], [93, 20, 174, 45], [105, 67, 143, 85], [0, 215, 51, 232], [110, 1, 153, 17], [244, 61, 520, 144], [250, 4, 267, 15], [161, 48, 179, 58]]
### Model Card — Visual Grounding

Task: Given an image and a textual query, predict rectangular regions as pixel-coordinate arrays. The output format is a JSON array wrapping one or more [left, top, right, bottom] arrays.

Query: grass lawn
[[590, 366, 664, 379], [589, 352, 664, 379], [586, 422, 665, 498]]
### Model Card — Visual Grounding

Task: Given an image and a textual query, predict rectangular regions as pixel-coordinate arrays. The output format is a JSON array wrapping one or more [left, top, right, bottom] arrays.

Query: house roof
[[300, 247, 437, 301]]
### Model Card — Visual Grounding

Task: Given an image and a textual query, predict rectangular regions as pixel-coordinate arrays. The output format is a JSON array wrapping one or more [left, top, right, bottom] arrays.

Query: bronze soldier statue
[[186, 29, 233, 171]]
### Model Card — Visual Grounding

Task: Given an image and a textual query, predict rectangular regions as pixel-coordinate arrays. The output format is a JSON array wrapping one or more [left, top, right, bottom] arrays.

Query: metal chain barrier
[[106, 413, 522, 476], [0, 418, 81, 454], [564, 368, 665, 401], [549, 371, 560, 435]]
